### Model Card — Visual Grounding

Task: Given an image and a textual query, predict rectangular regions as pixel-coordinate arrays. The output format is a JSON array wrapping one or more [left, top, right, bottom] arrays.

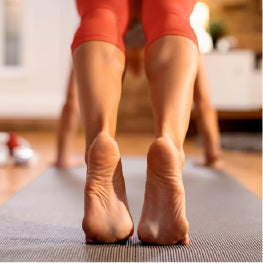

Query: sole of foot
[[82, 131, 134, 243], [138, 135, 189, 245]]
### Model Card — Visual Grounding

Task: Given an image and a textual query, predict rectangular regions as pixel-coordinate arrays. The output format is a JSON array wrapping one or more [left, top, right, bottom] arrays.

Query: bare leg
[[126, 47, 145, 76], [73, 41, 133, 243], [55, 69, 83, 168], [193, 55, 223, 169], [138, 36, 198, 245]]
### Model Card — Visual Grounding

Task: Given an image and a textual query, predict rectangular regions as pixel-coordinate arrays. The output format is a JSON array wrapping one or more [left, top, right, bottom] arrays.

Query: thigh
[[76, 0, 130, 21], [142, 0, 198, 48], [142, 0, 197, 19], [72, 0, 130, 54]]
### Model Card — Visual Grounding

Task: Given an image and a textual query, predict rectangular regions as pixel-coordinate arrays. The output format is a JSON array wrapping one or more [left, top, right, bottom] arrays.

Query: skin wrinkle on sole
[[138, 136, 189, 245], [82, 131, 134, 243]]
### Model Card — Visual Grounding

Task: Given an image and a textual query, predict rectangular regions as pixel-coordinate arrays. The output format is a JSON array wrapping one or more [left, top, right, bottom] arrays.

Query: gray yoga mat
[[195, 133, 262, 152], [0, 157, 261, 262]]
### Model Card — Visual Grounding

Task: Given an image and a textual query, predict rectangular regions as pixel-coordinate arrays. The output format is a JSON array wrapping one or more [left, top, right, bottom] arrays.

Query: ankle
[[205, 150, 222, 164], [159, 134, 185, 164], [148, 135, 185, 171], [85, 131, 117, 165]]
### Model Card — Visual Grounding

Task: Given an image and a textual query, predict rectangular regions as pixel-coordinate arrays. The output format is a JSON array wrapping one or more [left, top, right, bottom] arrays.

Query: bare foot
[[194, 156, 224, 171], [138, 136, 189, 245], [83, 132, 134, 243], [55, 156, 85, 169]]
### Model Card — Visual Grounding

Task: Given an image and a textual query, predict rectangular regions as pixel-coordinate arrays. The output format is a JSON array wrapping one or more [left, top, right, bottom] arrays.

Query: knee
[[63, 99, 79, 116], [145, 38, 181, 79], [194, 97, 215, 115], [145, 49, 171, 79]]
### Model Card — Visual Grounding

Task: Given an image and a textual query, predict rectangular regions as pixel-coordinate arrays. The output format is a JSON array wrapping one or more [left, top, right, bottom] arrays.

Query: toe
[[180, 235, 189, 245], [85, 237, 95, 244]]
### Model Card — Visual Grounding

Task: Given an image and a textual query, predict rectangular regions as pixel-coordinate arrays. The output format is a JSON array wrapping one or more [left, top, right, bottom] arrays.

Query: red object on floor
[[7, 133, 21, 152]]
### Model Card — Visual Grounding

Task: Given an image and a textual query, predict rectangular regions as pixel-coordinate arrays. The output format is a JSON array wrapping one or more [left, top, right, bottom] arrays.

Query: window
[[190, 2, 212, 53], [1, 0, 22, 67]]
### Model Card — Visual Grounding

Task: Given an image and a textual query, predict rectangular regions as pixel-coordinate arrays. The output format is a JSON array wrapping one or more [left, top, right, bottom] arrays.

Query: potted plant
[[207, 19, 226, 48]]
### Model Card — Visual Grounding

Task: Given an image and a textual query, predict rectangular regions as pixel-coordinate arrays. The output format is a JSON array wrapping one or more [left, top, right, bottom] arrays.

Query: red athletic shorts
[[71, 0, 198, 54]]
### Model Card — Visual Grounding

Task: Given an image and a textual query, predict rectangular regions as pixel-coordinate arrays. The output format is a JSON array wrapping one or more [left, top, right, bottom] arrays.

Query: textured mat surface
[[0, 157, 261, 262], [220, 133, 262, 152], [196, 133, 262, 152]]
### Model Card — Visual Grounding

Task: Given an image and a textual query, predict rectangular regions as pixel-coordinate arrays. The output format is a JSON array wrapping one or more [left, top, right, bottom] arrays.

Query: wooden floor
[[0, 131, 261, 205]]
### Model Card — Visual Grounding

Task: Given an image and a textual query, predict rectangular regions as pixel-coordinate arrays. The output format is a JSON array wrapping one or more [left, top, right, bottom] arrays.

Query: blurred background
[[0, 0, 262, 202]]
